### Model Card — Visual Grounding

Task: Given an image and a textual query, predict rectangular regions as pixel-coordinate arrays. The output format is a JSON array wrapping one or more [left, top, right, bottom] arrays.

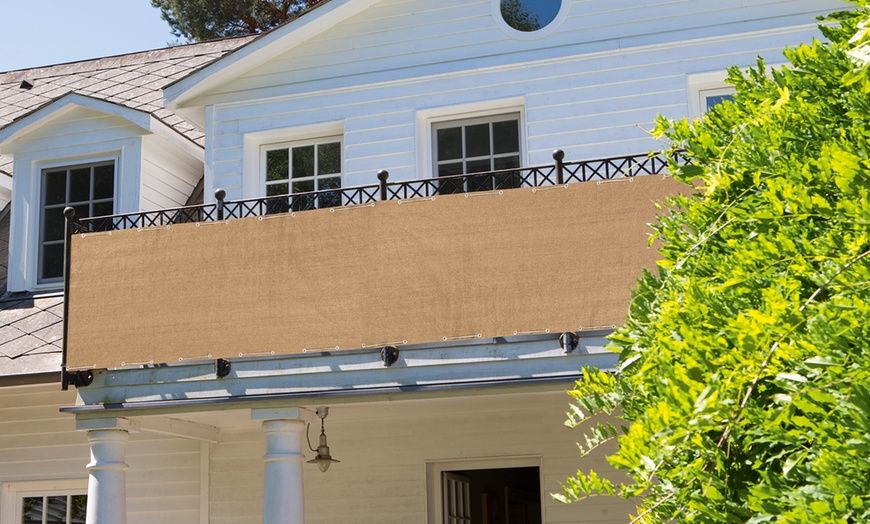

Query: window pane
[[437, 127, 462, 161], [266, 183, 289, 196], [465, 123, 491, 158], [318, 176, 341, 191], [291, 146, 315, 179], [438, 163, 463, 177], [467, 172, 493, 192], [93, 164, 114, 200], [44, 170, 67, 205], [706, 94, 734, 111], [266, 149, 289, 182], [69, 167, 91, 203], [73, 203, 90, 220], [42, 244, 64, 281], [466, 158, 491, 173], [22, 496, 42, 524], [292, 180, 315, 194], [493, 120, 519, 155], [318, 176, 342, 208], [317, 142, 341, 175], [70, 495, 87, 523], [494, 155, 520, 170], [43, 207, 65, 242], [45, 496, 68, 523], [92, 201, 113, 218]]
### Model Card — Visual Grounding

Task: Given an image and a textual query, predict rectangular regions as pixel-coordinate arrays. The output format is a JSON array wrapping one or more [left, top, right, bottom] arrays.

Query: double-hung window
[[40, 162, 114, 283], [2, 480, 87, 524], [433, 114, 521, 193], [20, 494, 87, 524], [263, 138, 342, 211]]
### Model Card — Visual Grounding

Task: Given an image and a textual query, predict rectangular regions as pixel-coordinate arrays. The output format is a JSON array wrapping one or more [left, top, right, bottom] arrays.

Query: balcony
[[62, 151, 687, 382]]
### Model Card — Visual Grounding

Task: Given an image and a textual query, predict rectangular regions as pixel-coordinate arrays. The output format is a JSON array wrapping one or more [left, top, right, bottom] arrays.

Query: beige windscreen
[[66, 175, 683, 369]]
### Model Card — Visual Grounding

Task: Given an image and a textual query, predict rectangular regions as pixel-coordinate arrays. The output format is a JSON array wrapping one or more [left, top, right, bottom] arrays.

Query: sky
[[0, 1, 176, 72]]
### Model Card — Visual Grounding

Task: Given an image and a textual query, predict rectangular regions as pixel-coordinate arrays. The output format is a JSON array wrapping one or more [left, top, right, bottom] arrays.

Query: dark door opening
[[442, 466, 541, 524]]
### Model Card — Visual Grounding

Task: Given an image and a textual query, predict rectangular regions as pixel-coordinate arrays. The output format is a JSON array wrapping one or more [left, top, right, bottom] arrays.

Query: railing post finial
[[215, 189, 226, 220], [377, 170, 389, 201], [553, 149, 565, 185]]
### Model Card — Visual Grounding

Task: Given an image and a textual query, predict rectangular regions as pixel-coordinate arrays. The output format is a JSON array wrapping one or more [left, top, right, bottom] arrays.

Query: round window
[[500, 0, 562, 32]]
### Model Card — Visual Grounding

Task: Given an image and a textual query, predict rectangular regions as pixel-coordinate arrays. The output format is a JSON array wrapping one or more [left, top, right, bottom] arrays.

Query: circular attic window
[[500, 0, 562, 32]]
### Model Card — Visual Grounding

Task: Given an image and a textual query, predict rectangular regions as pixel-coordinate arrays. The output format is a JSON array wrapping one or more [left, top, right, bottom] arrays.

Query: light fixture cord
[[305, 423, 317, 452]]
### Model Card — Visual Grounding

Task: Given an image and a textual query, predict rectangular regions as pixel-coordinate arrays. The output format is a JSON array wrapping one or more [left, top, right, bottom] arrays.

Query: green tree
[[558, 2, 870, 522], [151, 0, 325, 42]]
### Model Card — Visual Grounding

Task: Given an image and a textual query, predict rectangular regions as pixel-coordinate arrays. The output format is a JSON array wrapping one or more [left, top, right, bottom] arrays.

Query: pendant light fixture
[[307, 407, 340, 472]]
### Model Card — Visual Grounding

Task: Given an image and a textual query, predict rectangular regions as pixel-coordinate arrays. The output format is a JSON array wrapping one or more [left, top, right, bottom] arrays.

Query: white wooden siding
[[141, 134, 202, 210], [199, 0, 843, 104], [208, 390, 633, 524], [208, 19, 829, 198], [0, 384, 202, 524]]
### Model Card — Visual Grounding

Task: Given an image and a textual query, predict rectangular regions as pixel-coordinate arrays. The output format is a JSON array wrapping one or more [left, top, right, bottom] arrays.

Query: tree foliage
[[559, 2, 870, 522], [151, 0, 326, 42]]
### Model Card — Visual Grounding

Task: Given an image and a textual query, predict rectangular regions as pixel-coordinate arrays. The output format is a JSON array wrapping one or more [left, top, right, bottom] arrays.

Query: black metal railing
[[69, 150, 687, 234]]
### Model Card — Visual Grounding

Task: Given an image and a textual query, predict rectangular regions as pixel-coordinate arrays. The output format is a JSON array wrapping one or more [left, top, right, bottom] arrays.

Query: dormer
[[0, 93, 204, 291]]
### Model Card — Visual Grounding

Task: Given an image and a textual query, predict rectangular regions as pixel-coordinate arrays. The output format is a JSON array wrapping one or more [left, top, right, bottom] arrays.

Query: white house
[[0, 1, 846, 523]]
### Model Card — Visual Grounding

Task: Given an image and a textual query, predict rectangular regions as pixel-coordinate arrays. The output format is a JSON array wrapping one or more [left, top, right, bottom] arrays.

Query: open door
[[443, 472, 472, 524]]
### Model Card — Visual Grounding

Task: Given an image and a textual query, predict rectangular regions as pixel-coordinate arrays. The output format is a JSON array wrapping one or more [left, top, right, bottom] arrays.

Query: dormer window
[[40, 161, 114, 282]]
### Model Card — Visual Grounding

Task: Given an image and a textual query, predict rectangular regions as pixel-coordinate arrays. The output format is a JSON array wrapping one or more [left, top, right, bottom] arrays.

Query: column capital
[[76, 416, 140, 433], [251, 407, 303, 421]]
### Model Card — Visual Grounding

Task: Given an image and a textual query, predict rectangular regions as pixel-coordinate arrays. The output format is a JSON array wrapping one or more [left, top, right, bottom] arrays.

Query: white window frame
[[432, 113, 522, 179], [1, 479, 87, 524], [425, 455, 543, 524], [17, 152, 125, 293], [37, 160, 116, 285], [687, 71, 736, 118], [242, 121, 344, 201], [416, 98, 527, 180], [260, 136, 343, 199]]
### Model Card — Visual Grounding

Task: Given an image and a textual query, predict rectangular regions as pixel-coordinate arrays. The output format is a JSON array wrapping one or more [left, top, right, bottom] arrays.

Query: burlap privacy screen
[[66, 174, 682, 369]]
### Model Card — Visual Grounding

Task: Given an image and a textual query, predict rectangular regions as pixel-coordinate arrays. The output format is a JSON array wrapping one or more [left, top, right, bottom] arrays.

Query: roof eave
[[164, 0, 379, 110], [0, 93, 152, 149], [0, 93, 203, 161]]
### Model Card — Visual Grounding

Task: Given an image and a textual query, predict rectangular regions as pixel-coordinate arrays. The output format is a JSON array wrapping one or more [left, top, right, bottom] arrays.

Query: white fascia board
[[163, 0, 379, 111], [0, 93, 151, 150], [0, 93, 203, 161]]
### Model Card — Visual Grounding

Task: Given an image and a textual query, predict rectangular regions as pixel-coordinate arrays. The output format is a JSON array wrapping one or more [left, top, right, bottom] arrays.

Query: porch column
[[252, 408, 306, 524], [76, 417, 140, 524]]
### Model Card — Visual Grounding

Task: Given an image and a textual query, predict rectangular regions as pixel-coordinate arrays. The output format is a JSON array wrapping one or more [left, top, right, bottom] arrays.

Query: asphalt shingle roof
[[0, 37, 256, 377], [0, 36, 255, 177], [0, 209, 64, 377]]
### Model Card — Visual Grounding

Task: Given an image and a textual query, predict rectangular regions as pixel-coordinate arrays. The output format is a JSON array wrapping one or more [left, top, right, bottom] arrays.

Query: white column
[[76, 417, 140, 524], [252, 408, 306, 524]]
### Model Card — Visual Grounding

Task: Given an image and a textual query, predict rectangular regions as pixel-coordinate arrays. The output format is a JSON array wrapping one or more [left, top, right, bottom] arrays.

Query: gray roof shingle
[[0, 37, 257, 376], [0, 36, 255, 177]]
